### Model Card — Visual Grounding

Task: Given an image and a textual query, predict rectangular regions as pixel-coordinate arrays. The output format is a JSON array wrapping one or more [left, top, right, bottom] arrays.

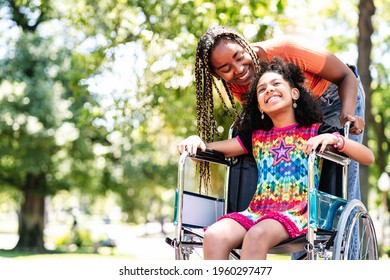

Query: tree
[[0, 0, 285, 251], [0, 0, 117, 251], [289, 0, 389, 207], [84, 1, 286, 219], [357, 0, 375, 205]]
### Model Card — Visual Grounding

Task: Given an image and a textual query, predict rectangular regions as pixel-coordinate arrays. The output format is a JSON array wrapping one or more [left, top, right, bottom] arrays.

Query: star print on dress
[[269, 138, 296, 166]]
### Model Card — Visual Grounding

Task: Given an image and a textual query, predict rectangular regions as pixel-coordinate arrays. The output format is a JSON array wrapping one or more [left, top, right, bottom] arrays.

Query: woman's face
[[210, 39, 255, 86], [256, 72, 298, 116]]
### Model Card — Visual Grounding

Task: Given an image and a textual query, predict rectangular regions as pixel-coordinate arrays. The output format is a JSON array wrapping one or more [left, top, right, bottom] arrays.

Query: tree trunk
[[357, 0, 375, 206], [14, 173, 46, 252]]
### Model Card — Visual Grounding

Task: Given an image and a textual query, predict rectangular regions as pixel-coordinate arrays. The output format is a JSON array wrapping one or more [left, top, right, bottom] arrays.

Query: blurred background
[[0, 0, 389, 260]]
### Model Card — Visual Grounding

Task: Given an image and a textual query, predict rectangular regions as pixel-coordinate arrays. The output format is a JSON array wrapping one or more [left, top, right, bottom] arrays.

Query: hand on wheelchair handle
[[177, 135, 206, 156], [342, 114, 364, 135]]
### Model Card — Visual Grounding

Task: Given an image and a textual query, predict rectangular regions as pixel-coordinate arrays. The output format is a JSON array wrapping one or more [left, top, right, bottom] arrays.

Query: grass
[[0, 248, 137, 260], [0, 248, 290, 260]]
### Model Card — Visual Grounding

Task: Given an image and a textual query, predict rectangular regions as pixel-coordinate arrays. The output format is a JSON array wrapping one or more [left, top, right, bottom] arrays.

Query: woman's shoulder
[[254, 35, 326, 58], [254, 35, 306, 48]]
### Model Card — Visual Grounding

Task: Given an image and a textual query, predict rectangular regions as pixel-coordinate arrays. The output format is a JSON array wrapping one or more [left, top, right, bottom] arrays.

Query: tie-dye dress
[[219, 122, 337, 238]]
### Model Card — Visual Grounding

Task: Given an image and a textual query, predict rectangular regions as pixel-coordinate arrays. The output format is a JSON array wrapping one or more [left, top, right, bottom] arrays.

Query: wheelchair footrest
[[268, 229, 335, 255], [165, 226, 206, 250], [183, 226, 205, 238], [268, 234, 307, 254]]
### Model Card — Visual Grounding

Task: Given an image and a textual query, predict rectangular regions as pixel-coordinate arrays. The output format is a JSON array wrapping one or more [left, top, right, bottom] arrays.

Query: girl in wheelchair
[[177, 57, 374, 260]]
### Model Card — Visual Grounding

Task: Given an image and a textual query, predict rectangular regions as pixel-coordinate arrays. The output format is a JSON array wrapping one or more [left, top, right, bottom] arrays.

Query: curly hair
[[195, 26, 261, 192], [235, 57, 323, 133]]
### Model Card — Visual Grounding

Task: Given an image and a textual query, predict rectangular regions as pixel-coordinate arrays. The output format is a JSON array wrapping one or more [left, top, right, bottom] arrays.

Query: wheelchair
[[166, 123, 378, 260]]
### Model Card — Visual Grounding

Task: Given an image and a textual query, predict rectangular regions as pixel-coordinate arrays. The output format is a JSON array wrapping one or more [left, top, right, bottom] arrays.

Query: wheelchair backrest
[[227, 154, 344, 213]]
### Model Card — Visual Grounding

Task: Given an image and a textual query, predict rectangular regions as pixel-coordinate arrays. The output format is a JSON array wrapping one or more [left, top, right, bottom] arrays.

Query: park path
[[0, 222, 176, 260]]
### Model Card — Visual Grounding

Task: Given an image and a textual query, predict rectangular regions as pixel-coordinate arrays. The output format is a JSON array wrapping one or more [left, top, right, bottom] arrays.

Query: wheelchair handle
[[188, 148, 231, 166], [344, 121, 351, 139]]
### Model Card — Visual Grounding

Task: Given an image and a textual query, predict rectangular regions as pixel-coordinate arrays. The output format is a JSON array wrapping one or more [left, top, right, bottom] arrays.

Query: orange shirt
[[230, 35, 331, 103]]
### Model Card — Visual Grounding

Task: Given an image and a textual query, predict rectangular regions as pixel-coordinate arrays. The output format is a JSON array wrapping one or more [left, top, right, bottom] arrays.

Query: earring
[[293, 100, 297, 108], [258, 104, 264, 119]]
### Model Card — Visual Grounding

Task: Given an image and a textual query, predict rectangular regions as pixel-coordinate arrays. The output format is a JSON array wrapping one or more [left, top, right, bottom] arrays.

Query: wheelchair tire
[[333, 199, 378, 260]]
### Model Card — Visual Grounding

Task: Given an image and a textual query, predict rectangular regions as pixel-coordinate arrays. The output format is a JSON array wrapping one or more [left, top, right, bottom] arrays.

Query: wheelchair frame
[[166, 124, 378, 260]]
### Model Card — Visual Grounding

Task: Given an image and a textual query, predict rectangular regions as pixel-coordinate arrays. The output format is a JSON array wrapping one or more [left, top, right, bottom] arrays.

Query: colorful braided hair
[[194, 26, 261, 193]]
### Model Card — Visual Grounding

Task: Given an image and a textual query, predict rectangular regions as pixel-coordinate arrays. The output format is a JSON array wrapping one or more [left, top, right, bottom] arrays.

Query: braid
[[212, 79, 237, 123], [195, 45, 213, 193], [194, 26, 261, 193]]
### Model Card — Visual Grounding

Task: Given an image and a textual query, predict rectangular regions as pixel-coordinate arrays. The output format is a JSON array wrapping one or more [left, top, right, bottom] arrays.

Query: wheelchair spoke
[[333, 199, 378, 260]]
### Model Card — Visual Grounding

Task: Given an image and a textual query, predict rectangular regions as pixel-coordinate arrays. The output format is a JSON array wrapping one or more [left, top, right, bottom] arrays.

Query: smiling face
[[256, 71, 299, 119], [210, 39, 255, 86]]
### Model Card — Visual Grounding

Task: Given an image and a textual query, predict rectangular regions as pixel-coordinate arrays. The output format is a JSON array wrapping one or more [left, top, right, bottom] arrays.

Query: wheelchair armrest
[[314, 121, 353, 166], [317, 145, 350, 167], [189, 148, 231, 166]]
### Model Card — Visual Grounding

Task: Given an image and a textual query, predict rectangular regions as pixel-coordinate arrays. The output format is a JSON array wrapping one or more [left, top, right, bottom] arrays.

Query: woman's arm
[[319, 53, 364, 133], [177, 135, 246, 158], [302, 133, 374, 165], [254, 36, 364, 134]]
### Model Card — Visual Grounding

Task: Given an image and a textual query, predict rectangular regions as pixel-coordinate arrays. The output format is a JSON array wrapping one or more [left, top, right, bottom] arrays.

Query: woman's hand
[[341, 114, 365, 135], [301, 133, 338, 155], [177, 135, 207, 155]]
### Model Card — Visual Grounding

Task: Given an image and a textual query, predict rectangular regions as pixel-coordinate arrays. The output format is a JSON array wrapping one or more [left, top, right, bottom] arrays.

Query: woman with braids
[[178, 58, 374, 260], [195, 25, 365, 205]]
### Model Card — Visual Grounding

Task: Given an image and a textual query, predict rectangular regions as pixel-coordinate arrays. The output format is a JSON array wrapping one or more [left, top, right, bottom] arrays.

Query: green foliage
[[79, 0, 287, 221], [322, 0, 390, 194]]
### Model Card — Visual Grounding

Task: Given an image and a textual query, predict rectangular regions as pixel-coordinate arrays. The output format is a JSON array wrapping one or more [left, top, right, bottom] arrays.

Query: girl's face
[[256, 72, 299, 116], [210, 39, 255, 85]]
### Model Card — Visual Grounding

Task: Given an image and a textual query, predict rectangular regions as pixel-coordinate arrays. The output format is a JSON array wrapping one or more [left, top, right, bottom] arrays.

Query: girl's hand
[[301, 133, 338, 155], [177, 135, 207, 155]]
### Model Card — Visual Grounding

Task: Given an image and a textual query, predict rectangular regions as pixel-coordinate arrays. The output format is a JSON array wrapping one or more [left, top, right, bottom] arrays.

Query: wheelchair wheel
[[333, 199, 378, 260]]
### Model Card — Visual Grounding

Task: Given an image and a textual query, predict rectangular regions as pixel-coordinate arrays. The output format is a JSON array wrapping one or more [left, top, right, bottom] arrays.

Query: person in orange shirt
[[195, 25, 365, 202], [195, 26, 366, 259]]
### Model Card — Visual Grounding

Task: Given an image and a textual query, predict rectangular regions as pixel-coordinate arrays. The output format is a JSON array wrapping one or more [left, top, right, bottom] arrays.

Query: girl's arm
[[302, 133, 374, 165], [177, 135, 246, 158]]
